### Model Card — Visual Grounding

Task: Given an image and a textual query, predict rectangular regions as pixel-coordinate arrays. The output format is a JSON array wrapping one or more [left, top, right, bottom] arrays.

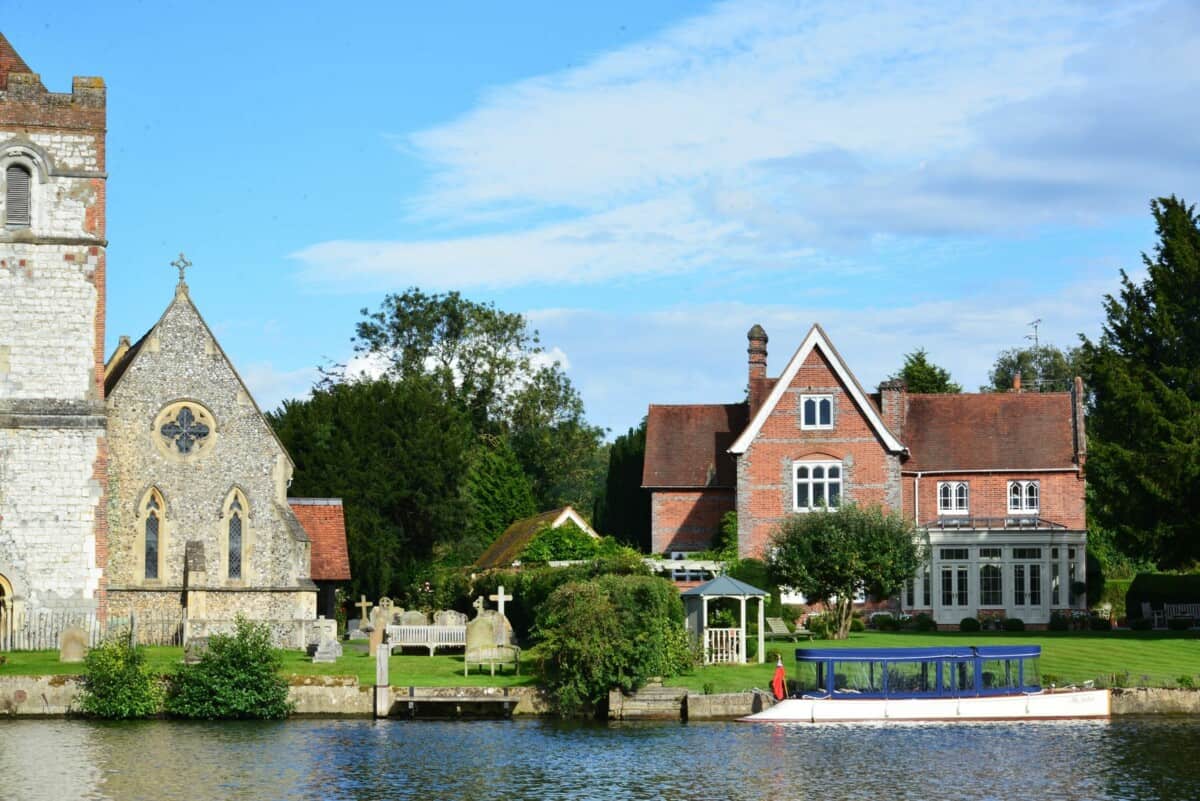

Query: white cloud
[[240, 362, 321, 414], [291, 0, 1195, 290]]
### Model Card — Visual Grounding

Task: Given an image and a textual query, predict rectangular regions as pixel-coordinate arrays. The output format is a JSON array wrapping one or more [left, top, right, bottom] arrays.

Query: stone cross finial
[[171, 252, 192, 286], [489, 585, 513, 618]]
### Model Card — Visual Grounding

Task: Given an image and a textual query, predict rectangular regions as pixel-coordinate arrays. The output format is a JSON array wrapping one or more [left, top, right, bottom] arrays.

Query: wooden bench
[[386, 624, 466, 656], [464, 644, 520, 676]]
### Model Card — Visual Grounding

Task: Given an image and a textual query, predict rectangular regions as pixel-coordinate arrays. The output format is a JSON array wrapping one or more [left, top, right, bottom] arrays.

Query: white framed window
[[937, 481, 969, 515], [793, 461, 842, 511], [1008, 480, 1040, 513], [800, 394, 833, 429]]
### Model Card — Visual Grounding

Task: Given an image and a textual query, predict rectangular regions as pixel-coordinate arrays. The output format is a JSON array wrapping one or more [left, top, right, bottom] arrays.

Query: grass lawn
[[0, 642, 539, 688], [664, 630, 1200, 694]]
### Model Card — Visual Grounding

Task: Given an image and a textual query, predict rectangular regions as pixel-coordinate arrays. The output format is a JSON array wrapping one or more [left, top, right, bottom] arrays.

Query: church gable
[[104, 280, 314, 629]]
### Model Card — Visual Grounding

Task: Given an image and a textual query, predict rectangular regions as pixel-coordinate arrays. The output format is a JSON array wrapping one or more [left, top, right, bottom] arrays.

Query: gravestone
[[368, 620, 385, 658], [353, 595, 372, 633], [399, 610, 428, 626], [183, 636, 210, 665], [489, 585, 513, 619], [347, 618, 366, 641], [434, 609, 467, 627], [311, 616, 342, 663], [377, 597, 395, 627], [59, 626, 88, 663]]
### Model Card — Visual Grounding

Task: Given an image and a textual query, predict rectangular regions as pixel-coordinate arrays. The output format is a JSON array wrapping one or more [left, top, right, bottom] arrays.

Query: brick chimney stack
[[878, 378, 907, 437], [1012, 371, 1022, 392], [747, 324, 768, 415]]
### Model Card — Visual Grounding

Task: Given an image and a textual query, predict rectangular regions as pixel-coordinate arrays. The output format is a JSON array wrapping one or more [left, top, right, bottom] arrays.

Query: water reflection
[[0, 717, 1198, 800]]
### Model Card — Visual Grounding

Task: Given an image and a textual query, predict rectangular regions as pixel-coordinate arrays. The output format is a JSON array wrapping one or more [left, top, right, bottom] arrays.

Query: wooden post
[[374, 642, 390, 718], [757, 596, 765, 664]]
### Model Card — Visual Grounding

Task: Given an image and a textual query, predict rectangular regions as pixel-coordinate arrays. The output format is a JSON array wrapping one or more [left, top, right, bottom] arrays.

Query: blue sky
[[6, 1, 1198, 435]]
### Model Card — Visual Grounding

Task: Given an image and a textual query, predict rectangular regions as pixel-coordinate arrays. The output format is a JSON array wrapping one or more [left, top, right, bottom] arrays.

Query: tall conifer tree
[[1081, 196, 1200, 568]]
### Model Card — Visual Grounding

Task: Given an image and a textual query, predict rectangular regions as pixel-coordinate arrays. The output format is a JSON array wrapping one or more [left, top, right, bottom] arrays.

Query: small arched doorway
[[0, 572, 12, 644]]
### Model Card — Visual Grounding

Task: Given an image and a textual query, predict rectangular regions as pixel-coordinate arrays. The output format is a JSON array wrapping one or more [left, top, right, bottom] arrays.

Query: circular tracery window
[[153, 401, 217, 459]]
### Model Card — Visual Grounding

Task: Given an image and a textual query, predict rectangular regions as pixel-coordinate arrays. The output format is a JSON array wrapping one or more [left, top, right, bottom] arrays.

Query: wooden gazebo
[[681, 576, 768, 664]]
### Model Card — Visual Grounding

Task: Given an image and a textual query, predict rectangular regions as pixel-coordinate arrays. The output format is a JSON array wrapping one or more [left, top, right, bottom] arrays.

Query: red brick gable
[[643, 404, 748, 489], [0, 33, 42, 92], [289, 499, 351, 581], [902, 392, 1080, 471]]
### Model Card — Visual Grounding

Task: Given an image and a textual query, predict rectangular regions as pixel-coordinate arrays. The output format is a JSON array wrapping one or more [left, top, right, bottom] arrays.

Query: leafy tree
[[166, 617, 292, 720], [1079, 196, 1200, 568], [461, 434, 536, 562], [269, 376, 474, 599], [79, 639, 161, 719], [593, 420, 650, 550], [534, 574, 692, 717], [766, 504, 923, 639], [889, 348, 961, 393], [985, 345, 1082, 392], [350, 288, 606, 512], [521, 521, 602, 562]]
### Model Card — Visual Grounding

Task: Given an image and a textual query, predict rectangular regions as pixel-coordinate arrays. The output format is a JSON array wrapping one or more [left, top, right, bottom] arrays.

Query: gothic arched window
[[140, 489, 166, 582], [224, 490, 249, 581]]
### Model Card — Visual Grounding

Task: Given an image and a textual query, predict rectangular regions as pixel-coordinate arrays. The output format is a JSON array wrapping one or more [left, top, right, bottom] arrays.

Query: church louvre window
[[5, 164, 31, 228]]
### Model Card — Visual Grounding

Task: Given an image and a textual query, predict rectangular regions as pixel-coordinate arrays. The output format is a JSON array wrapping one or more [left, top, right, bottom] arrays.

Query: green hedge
[[1100, 578, 1131, 620], [1126, 573, 1200, 619]]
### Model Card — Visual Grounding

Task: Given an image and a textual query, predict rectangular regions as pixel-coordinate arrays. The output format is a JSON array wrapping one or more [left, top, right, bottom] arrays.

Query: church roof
[[0, 33, 44, 92], [474, 506, 598, 570], [289, 499, 351, 581], [642, 403, 747, 489], [901, 391, 1080, 472]]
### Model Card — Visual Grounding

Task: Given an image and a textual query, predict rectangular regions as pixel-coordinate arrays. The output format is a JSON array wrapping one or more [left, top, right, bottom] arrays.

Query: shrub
[[1002, 618, 1025, 632], [522, 521, 602, 562], [79, 638, 161, 719], [959, 617, 981, 632], [534, 574, 691, 717], [1048, 612, 1071, 632], [1042, 674, 1062, 686], [1127, 574, 1200, 620], [908, 613, 936, 632], [1089, 615, 1113, 632], [1167, 617, 1195, 631], [871, 613, 899, 632], [1177, 675, 1196, 689], [849, 617, 865, 633], [806, 614, 835, 639], [166, 617, 292, 720], [1130, 617, 1154, 631]]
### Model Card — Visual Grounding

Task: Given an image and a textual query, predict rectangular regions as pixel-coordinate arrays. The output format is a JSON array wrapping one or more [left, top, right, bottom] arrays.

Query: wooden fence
[[0, 609, 184, 651]]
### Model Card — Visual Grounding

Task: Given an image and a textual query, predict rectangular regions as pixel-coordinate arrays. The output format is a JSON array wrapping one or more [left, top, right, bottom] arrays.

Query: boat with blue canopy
[[742, 645, 1109, 723]]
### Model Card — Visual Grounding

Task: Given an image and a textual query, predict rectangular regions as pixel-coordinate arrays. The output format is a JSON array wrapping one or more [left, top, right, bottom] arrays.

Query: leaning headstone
[[347, 618, 367, 641], [183, 636, 210, 665], [311, 617, 343, 663], [59, 626, 88, 663], [368, 620, 385, 658]]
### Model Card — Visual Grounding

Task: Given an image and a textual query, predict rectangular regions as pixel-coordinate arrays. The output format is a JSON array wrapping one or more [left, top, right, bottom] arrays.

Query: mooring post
[[374, 642, 390, 718]]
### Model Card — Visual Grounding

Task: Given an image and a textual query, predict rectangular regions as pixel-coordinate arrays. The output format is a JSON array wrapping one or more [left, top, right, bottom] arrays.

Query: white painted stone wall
[[0, 428, 103, 611], [0, 244, 99, 401]]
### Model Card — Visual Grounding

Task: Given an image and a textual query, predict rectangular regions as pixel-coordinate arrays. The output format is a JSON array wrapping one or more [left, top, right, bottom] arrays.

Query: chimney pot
[[1013, 371, 1022, 392]]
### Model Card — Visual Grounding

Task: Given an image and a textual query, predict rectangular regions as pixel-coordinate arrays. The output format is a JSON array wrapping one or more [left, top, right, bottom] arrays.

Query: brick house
[[643, 323, 1088, 627]]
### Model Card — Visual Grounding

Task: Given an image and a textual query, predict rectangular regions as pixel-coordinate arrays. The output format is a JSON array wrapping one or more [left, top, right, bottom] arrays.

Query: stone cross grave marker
[[489, 586, 513, 619], [378, 597, 395, 626], [311, 616, 342, 664], [355, 595, 372, 626]]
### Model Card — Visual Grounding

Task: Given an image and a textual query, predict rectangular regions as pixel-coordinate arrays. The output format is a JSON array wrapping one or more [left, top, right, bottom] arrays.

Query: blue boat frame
[[792, 646, 1042, 699]]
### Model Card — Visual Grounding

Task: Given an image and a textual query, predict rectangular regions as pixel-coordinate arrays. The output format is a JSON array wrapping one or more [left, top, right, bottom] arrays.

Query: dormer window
[[1008, 480, 1040, 514], [5, 164, 31, 228], [937, 481, 969, 515], [801, 394, 833, 429]]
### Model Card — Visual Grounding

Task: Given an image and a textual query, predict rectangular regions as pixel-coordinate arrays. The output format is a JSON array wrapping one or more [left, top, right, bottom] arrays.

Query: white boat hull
[[742, 689, 1110, 723]]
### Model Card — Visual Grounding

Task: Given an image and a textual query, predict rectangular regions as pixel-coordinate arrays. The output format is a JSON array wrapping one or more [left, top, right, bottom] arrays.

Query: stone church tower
[[0, 35, 108, 621]]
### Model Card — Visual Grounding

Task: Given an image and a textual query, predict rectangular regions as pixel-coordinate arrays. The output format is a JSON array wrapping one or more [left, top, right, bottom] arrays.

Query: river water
[[2, 717, 1199, 800]]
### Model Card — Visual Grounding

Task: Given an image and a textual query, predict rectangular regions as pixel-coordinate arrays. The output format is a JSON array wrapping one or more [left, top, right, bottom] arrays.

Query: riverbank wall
[[4, 675, 1199, 719]]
